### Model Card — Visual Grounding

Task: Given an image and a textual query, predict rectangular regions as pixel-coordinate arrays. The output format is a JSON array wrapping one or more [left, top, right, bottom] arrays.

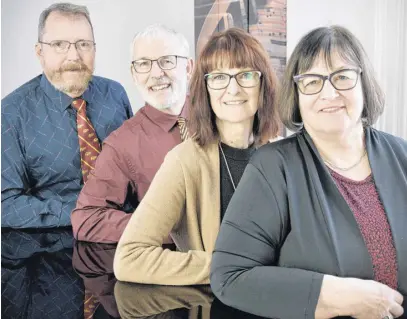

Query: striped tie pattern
[[72, 99, 100, 318], [177, 117, 189, 142], [71, 99, 101, 183]]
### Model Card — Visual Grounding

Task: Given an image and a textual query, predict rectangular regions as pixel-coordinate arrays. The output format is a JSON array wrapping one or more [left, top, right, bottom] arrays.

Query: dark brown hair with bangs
[[278, 25, 384, 132], [188, 27, 279, 147]]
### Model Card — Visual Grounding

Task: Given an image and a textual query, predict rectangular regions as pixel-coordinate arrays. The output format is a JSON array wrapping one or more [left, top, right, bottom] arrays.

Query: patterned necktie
[[71, 99, 100, 318], [177, 117, 189, 141], [71, 99, 101, 183]]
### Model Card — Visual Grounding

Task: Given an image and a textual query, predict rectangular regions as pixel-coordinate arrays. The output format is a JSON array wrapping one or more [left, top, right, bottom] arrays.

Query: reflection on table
[[1, 228, 84, 319]]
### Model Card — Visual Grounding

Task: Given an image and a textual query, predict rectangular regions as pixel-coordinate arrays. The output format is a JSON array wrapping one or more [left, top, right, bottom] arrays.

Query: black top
[[219, 142, 255, 220], [211, 127, 407, 319]]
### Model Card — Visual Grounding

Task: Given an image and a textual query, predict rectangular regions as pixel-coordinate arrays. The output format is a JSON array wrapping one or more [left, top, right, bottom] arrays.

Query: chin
[[318, 123, 353, 135], [221, 115, 253, 124], [146, 98, 173, 110]]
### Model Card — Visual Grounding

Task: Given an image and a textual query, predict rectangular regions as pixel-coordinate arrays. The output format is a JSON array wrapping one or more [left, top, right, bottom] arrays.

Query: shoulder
[[251, 133, 302, 171], [91, 76, 126, 92], [164, 139, 214, 172], [2, 75, 43, 126], [166, 139, 207, 161], [102, 106, 151, 148], [268, 135, 284, 143], [368, 127, 407, 152], [90, 76, 130, 105], [2, 75, 42, 112]]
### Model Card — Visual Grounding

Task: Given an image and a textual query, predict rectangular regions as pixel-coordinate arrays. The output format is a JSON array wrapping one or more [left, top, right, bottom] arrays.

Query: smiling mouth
[[149, 84, 171, 92], [224, 100, 247, 105], [320, 106, 345, 113], [63, 69, 83, 73]]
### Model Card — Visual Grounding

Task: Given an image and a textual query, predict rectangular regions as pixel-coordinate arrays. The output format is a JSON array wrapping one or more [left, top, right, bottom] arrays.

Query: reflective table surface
[[2, 228, 406, 319], [1, 228, 266, 319]]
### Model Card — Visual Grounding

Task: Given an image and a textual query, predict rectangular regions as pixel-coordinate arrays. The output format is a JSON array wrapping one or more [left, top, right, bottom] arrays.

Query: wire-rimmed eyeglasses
[[131, 55, 187, 73], [38, 40, 96, 54]]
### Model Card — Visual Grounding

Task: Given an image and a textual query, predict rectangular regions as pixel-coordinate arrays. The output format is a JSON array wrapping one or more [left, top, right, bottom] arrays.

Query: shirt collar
[[40, 73, 93, 111], [144, 96, 190, 132]]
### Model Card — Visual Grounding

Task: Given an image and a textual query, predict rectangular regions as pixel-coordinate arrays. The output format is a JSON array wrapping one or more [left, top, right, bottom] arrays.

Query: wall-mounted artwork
[[195, 0, 287, 79]]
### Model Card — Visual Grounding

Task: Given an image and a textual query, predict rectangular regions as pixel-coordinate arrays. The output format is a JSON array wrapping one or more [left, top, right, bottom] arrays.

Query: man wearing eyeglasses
[[1, 3, 132, 229], [71, 24, 193, 243]]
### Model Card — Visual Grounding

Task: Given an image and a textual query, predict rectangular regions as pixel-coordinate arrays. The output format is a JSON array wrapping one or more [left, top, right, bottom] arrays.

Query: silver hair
[[38, 2, 94, 41], [130, 23, 190, 61]]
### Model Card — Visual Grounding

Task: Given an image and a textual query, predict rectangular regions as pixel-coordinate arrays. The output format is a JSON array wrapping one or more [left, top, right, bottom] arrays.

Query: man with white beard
[[1, 2, 132, 228], [71, 24, 193, 243]]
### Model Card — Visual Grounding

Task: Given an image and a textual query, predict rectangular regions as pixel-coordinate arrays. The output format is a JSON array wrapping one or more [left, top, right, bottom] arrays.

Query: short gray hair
[[130, 23, 190, 60], [38, 2, 94, 41]]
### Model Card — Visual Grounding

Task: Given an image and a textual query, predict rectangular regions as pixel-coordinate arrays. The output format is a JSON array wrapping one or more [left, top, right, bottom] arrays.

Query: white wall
[[1, 0, 195, 112], [287, 0, 407, 139], [287, 0, 375, 58]]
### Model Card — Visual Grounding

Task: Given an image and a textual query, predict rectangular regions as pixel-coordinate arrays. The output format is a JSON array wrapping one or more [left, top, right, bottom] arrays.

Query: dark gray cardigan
[[210, 127, 407, 319]]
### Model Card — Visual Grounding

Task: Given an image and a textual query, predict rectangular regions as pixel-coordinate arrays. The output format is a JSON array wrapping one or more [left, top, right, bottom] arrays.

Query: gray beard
[[49, 71, 93, 96]]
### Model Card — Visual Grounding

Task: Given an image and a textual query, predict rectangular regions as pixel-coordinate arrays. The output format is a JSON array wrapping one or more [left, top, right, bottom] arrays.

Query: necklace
[[323, 149, 367, 171], [219, 143, 236, 191]]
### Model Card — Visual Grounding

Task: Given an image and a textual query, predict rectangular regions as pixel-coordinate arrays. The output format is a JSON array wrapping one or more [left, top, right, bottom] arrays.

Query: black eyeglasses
[[39, 40, 96, 54], [204, 70, 262, 90], [293, 68, 362, 95], [131, 55, 187, 73]]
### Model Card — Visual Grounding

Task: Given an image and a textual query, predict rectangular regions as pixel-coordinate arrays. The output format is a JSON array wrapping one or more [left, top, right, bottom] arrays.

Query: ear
[[35, 42, 42, 58], [186, 58, 194, 81], [35, 42, 46, 67]]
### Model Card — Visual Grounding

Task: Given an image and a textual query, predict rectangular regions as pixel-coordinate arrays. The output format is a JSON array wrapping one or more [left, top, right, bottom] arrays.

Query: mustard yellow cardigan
[[114, 139, 221, 285]]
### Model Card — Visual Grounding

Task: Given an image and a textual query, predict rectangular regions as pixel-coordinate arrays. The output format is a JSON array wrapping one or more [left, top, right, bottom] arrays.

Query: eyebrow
[[302, 66, 356, 75], [210, 68, 253, 73], [134, 55, 173, 61]]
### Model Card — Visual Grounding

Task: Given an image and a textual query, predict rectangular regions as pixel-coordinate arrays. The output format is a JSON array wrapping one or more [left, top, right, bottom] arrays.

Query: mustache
[[149, 77, 171, 86], [59, 62, 91, 73]]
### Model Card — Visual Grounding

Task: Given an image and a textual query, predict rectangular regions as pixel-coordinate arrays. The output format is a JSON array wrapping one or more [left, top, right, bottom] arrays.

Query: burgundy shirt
[[71, 101, 189, 243], [330, 168, 398, 289]]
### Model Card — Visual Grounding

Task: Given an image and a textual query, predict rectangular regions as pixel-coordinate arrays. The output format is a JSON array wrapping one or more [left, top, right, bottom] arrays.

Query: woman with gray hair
[[210, 26, 406, 319]]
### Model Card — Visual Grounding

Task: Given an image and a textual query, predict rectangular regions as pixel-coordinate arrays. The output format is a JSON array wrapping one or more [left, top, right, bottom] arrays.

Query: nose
[[66, 43, 80, 60], [319, 79, 339, 100], [150, 60, 164, 77], [226, 77, 241, 95]]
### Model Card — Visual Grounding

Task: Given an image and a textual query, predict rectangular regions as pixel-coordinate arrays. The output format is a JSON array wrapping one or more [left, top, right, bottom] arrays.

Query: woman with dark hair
[[114, 28, 280, 286], [211, 26, 406, 319]]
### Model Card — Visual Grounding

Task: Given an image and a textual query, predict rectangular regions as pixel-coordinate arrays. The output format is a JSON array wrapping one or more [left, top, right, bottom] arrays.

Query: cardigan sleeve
[[114, 148, 211, 285], [210, 161, 324, 319]]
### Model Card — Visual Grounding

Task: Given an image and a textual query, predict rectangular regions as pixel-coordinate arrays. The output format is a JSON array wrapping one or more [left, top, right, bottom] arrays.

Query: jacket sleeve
[[71, 141, 133, 243], [114, 282, 213, 317], [114, 149, 211, 285], [1, 112, 72, 228], [210, 162, 323, 319]]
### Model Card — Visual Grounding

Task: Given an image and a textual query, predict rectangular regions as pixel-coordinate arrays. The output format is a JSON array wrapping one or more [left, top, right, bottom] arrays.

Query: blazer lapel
[[366, 128, 407, 293], [301, 131, 374, 278]]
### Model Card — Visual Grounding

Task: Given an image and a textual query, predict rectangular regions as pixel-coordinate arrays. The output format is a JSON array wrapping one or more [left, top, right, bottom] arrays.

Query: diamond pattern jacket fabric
[[1, 74, 133, 228], [1, 229, 84, 319]]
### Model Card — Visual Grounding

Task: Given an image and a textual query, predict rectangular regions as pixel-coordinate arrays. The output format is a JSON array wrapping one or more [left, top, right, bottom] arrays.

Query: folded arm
[[71, 142, 134, 243], [114, 149, 211, 285], [1, 115, 71, 227]]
